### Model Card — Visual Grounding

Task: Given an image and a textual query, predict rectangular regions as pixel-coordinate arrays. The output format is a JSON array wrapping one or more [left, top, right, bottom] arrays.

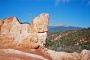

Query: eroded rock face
[[29, 13, 49, 33], [0, 13, 49, 49]]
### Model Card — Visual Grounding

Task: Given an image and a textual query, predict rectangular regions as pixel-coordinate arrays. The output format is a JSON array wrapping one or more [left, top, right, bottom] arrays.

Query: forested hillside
[[45, 28, 90, 52]]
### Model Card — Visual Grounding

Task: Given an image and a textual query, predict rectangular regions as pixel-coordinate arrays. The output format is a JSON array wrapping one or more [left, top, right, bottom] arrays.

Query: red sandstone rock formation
[[0, 13, 49, 49], [0, 13, 52, 60]]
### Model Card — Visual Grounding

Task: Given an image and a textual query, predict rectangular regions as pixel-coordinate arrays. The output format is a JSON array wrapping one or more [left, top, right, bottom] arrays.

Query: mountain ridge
[[48, 25, 83, 32]]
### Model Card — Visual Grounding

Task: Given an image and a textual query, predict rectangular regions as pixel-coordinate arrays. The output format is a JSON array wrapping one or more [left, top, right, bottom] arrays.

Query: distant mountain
[[48, 26, 82, 32]]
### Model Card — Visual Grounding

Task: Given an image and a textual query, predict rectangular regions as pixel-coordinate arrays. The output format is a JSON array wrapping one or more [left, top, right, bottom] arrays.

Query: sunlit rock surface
[[0, 13, 52, 60], [0, 13, 49, 49]]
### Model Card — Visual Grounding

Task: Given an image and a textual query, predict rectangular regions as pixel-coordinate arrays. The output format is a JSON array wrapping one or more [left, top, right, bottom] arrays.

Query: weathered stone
[[0, 20, 4, 26], [0, 17, 20, 35], [81, 50, 90, 60], [0, 13, 49, 49], [29, 13, 49, 47], [0, 13, 50, 60], [0, 20, 4, 34], [46, 49, 81, 60], [29, 13, 49, 33], [20, 24, 29, 33], [37, 32, 47, 46]]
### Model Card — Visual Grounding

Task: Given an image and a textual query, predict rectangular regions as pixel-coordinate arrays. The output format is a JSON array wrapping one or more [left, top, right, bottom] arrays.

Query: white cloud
[[55, 0, 70, 6]]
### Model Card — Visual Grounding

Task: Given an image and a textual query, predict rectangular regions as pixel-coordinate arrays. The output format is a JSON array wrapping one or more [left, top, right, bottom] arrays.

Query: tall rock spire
[[29, 13, 49, 33]]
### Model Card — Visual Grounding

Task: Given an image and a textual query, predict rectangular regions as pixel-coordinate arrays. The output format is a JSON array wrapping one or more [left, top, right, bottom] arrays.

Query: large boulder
[[46, 49, 81, 60], [81, 50, 90, 60]]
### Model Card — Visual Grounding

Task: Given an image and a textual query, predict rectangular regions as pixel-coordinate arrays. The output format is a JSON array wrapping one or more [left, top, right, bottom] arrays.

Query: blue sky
[[0, 0, 90, 27]]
